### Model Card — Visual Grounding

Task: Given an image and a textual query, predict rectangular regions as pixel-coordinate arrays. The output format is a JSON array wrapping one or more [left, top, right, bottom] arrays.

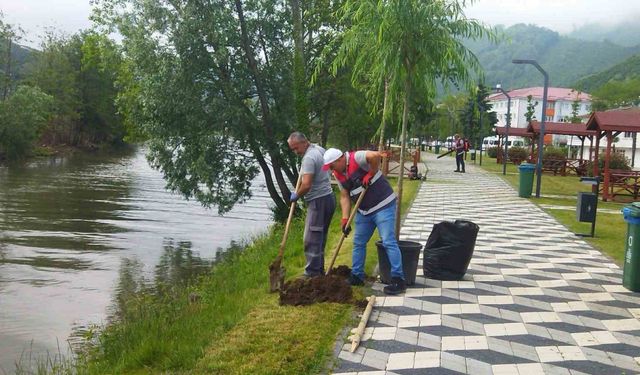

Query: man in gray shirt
[[288, 132, 336, 277]]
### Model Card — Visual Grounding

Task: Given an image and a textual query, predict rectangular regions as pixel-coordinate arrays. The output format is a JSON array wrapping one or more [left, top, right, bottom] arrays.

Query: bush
[[0, 85, 53, 160], [585, 152, 631, 176], [487, 146, 499, 158], [542, 146, 567, 162], [508, 146, 528, 164]]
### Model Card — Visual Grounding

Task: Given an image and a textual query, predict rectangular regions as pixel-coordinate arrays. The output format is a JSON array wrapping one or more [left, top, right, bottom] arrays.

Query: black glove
[[341, 218, 352, 236]]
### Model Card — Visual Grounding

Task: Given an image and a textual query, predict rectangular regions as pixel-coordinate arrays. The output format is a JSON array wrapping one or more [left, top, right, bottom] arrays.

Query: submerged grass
[[66, 179, 421, 374], [477, 157, 628, 264]]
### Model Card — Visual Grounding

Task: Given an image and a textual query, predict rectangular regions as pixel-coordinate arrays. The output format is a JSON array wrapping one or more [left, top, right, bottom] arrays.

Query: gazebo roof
[[586, 108, 640, 132], [527, 121, 596, 137], [495, 126, 532, 137]]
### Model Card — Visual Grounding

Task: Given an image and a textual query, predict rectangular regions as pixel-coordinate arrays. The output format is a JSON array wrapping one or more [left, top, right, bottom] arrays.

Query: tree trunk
[[2, 37, 12, 101], [377, 78, 390, 153], [289, 0, 308, 133], [235, 0, 291, 199], [321, 83, 335, 148], [378, 78, 390, 175], [395, 78, 411, 238]]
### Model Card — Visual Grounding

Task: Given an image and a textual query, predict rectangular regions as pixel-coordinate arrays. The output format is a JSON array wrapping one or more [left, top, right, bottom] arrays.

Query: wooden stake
[[350, 295, 376, 352]]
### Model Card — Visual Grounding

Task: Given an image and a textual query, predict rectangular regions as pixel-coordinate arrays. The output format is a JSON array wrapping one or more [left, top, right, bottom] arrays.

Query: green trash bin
[[435, 145, 441, 154], [622, 203, 640, 292], [518, 163, 535, 198]]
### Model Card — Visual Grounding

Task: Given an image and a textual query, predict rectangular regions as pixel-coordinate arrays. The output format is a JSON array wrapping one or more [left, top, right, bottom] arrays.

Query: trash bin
[[622, 203, 640, 292], [435, 145, 441, 154], [518, 163, 535, 198], [377, 240, 422, 286], [470, 150, 476, 161], [423, 220, 479, 280]]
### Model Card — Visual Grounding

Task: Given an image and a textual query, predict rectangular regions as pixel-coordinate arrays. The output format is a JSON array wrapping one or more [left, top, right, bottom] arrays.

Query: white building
[[488, 87, 592, 129]]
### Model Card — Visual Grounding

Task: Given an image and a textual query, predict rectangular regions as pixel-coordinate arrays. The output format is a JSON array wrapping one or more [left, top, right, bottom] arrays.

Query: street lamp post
[[478, 103, 483, 166], [495, 84, 511, 175], [512, 59, 548, 198]]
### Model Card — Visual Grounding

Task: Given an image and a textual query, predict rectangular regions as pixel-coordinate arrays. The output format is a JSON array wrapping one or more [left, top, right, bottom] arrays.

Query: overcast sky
[[2, 0, 640, 48]]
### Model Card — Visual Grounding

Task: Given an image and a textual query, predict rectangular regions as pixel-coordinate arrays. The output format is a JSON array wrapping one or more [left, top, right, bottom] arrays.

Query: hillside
[[465, 24, 640, 91], [573, 54, 640, 93], [567, 19, 640, 48], [0, 41, 36, 81]]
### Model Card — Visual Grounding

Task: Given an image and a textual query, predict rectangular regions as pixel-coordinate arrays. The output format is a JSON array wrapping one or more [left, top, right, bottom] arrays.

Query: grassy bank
[[63, 179, 421, 375], [476, 157, 627, 264]]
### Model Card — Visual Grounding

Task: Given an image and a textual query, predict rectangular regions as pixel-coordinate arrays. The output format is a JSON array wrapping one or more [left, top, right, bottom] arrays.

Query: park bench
[[606, 169, 640, 201]]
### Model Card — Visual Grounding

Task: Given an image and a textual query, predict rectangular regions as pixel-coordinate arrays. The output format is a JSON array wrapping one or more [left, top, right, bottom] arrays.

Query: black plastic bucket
[[376, 240, 422, 286]]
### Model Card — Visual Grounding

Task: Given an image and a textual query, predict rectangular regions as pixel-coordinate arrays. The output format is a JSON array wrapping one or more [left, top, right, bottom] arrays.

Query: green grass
[[477, 157, 629, 264], [70, 179, 421, 375]]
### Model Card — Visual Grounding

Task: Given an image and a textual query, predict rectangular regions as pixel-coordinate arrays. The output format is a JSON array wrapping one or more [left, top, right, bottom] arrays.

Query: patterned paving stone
[[331, 153, 640, 375]]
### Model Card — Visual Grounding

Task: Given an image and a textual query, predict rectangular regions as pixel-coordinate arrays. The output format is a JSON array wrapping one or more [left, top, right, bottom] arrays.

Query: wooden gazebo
[[523, 121, 597, 175], [586, 109, 640, 201], [494, 126, 533, 163]]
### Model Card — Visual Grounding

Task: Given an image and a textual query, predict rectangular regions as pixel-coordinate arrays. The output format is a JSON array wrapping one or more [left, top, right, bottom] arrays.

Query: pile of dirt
[[279, 275, 352, 306], [328, 265, 352, 278], [278, 266, 375, 307]]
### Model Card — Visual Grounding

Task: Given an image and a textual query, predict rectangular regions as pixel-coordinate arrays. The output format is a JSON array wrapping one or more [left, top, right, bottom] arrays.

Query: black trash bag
[[423, 220, 479, 280]]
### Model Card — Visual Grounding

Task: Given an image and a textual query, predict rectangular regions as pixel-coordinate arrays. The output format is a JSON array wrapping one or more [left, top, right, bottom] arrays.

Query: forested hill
[[465, 24, 640, 90], [573, 54, 640, 93], [0, 41, 35, 81]]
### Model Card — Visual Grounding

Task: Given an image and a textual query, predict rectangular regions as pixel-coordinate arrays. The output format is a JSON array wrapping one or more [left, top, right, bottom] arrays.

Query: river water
[[0, 147, 273, 372]]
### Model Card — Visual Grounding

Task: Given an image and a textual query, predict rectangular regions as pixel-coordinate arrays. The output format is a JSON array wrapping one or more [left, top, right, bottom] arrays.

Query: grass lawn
[[476, 156, 628, 264], [71, 179, 421, 375]]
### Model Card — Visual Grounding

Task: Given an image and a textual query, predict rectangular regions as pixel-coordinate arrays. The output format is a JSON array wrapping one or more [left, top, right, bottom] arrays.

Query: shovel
[[269, 173, 303, 292], [326, 187, 367, 275]]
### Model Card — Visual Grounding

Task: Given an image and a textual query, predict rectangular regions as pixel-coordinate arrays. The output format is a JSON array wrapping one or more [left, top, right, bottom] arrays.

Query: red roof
[[586, 110, 640, 132], [495, 127, 533, 137], [527, 121, 596, 137], [488, 87, 591, 102]]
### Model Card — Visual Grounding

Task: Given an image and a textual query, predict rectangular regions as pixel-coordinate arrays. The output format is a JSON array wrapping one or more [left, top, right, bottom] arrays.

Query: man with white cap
[[322, 148, 406, 295], [288, 132, 336, 277]]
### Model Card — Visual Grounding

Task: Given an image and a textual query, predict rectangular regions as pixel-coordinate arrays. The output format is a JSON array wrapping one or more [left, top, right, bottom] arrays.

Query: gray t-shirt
[[300, 144, 333, 201]]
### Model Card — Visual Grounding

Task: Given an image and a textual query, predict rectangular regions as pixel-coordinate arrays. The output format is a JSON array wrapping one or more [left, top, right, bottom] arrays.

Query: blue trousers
[[352, 201, 404, 280]]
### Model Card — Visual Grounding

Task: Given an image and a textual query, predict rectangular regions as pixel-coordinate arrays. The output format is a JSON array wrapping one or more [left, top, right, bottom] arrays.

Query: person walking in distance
[[453, 134, 466, 173], [322, 148, 406, 295], [287, 132, 336, 277]]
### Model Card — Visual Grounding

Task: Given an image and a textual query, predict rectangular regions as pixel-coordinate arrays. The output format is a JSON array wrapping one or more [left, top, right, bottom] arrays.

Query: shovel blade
[[269, 256, 286, 292]]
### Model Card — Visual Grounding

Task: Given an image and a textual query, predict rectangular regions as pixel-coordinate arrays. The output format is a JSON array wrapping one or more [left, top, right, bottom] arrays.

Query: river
[[0, 146, 273, 372]]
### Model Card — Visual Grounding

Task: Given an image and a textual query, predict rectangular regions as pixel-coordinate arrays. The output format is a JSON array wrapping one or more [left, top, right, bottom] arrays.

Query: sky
[[1, 0, 640, 48]]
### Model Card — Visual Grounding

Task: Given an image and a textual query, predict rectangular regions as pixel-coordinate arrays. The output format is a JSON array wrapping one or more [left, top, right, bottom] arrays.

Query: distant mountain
[[574, 54, 640, 93], [567, 19, 640, 48], [464, 24, 640, 92]]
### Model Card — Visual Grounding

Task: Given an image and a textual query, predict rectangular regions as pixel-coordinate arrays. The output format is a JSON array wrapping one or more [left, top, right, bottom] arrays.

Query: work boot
[[453, 170, 460, 173], [348, 274, 364, 286], [383, 277, 406, 295]]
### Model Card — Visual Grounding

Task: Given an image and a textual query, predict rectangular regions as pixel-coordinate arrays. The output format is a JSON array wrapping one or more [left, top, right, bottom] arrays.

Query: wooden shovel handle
[[326, 187, 367, 275], [277, 173, 303, 258]]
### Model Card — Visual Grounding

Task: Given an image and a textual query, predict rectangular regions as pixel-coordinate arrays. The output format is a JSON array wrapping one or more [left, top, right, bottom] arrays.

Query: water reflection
[[110, 239, 212, 316], [0, 147, 272, 372]]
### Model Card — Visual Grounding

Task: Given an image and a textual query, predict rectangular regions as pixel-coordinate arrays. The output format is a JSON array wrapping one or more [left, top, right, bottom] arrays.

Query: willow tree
[[92, 0, 310, 216], [332, 0, 495, 235]]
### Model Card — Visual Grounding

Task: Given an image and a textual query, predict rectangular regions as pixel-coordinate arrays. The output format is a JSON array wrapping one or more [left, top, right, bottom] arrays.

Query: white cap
[[322, 148, 343, 171]]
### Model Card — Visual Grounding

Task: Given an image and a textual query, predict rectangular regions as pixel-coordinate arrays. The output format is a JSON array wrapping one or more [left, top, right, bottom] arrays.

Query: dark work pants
[[456, 152, 465, 172], [303, 193, 336, 276]]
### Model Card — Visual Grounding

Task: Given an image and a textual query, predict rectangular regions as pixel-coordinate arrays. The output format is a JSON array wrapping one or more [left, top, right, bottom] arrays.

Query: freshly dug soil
[[279, 275, 352, 306], [329, 265, 352, 278]]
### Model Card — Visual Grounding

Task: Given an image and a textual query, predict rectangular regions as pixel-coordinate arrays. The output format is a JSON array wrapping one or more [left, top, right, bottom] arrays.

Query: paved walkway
[[332, 153, 640, 375]]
